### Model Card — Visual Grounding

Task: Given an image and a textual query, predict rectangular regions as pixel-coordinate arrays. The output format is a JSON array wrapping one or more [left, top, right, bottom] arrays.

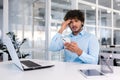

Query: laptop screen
[[3, 36, 24, 70]]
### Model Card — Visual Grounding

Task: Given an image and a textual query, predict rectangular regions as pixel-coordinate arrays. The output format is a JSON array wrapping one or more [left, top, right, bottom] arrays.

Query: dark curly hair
[[64, 10, 84, 27]]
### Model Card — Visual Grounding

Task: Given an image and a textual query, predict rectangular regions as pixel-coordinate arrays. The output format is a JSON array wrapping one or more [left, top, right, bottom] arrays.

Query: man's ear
[[81, 23, 84, 27], [82, 22, 84, 25]]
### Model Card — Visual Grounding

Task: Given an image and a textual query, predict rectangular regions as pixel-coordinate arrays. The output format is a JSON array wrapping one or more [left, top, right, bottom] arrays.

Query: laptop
[[3, 36, 54, 71]]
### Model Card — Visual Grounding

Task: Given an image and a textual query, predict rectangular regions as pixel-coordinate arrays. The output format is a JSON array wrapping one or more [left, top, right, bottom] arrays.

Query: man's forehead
[[71, 18, 79, 21]]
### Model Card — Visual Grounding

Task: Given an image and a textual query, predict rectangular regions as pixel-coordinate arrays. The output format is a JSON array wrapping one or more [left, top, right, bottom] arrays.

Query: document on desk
[[79, 69, 104, 78]]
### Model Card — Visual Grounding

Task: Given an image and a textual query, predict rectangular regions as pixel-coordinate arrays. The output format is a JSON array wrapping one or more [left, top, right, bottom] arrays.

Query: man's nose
[[72, 22, 76, 26]]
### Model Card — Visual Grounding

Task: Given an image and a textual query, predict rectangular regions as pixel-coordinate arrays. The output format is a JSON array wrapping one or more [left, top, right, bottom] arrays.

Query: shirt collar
[[70, 30, 85, 37]]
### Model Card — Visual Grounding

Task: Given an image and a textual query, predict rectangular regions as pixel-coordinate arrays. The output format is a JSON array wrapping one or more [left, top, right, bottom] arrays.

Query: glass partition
[[113, 0, 120, 11], [78, 3, 96, 26], [5, 0, 120, 62], [100, 28, 112, 46], [113, 12, 120, 28], [86, 26, 96, 35], [9, 0, 23, 39], [98, 0, 111, 8], [8, 0, 47, 59], [51, 0, 71, 38], [114, 30, 120, 45], [0, 0, 3, 61], [98, 8, 112, 27], [0, 9, 3, 39], [32, 0, 46, 59]]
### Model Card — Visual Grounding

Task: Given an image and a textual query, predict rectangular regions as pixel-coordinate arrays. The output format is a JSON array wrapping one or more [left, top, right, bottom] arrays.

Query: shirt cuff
[[78, 51, 87, 60]]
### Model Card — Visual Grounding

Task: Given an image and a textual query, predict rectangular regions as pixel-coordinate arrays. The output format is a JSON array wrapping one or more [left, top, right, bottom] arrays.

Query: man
[[49, 10, 99, 64]]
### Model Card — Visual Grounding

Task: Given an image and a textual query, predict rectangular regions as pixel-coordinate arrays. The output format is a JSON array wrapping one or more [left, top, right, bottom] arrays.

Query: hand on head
[[58, 19, 71, 34]]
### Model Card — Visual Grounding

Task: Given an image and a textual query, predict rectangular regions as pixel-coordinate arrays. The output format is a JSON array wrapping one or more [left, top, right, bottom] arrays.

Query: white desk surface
[[0, 59, 120, 80]]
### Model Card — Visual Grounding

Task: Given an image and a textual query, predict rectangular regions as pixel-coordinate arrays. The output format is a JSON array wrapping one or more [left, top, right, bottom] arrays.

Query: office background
[[0, 0, 120, 63]]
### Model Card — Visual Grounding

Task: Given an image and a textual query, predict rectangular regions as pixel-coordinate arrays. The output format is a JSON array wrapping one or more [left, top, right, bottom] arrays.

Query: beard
[[70, 26, 82, 35]]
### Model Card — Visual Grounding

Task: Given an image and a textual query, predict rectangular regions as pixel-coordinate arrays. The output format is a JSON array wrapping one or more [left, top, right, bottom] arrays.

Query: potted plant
[[0, 32, 30, 60]]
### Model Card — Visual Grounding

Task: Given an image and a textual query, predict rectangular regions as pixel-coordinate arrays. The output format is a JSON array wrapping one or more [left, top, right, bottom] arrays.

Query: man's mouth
[[72, 26, 77, 30]]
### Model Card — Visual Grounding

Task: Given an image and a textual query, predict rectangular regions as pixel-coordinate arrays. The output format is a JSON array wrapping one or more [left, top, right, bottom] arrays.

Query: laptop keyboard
[[20, 60, 41, 67]]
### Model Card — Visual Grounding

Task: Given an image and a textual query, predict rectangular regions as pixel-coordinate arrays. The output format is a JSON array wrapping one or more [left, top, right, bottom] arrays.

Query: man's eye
[[75, 20, 78, 22], [70, 21, 72, 23]]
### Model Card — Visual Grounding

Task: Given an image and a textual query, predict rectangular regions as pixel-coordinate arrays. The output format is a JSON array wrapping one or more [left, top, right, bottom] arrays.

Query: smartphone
[[62, 37, 71, 43]]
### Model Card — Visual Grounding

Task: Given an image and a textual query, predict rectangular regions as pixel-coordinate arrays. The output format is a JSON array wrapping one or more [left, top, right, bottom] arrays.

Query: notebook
[[3, 36, 54, 71]]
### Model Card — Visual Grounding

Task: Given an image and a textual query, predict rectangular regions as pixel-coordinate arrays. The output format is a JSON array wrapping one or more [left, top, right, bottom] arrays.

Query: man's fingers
[[64, 42, 70, 47], [71, 41, 77, 45], [65, 47, 74, 52]]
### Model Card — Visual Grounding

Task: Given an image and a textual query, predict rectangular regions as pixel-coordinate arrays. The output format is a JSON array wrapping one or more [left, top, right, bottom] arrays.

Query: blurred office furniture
[[100, 45, 120, 66]]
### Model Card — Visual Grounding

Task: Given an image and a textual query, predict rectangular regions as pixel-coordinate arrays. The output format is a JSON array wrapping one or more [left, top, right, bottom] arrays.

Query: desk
[[0, 60, 120, 80]]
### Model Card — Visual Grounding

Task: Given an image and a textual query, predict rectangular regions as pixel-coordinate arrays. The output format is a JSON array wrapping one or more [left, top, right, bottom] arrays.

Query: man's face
[[69, 18, 83, 35]]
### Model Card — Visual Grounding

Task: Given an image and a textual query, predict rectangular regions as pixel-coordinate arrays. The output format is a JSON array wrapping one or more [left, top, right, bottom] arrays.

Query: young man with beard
[[49, 10, 99, 64]]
